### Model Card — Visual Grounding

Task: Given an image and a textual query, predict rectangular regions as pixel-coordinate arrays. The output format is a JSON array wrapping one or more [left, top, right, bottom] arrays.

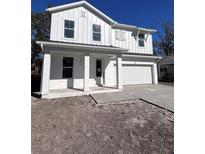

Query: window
[[164, 68, 167, 72], [64, 20, 74, 38], [93, 24, 101, 41], [160, 68, 163, 72], [138, 33, 145, 47], [62, 57, 73, 78], [138, 40, 145, 47]]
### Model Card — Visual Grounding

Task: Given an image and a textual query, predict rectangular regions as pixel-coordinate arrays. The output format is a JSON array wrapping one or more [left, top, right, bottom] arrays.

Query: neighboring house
[[158, 56, 174, 81], [36, 0, 161, 98]]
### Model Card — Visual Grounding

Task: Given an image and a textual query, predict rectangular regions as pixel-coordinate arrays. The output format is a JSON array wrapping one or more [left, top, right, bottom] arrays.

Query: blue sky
[[32, 0, 174, 40]]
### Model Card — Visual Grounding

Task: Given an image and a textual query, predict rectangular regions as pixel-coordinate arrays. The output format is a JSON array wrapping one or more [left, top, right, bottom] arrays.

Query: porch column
[[83, 52, 90, 92], [40, 53, 51, 95], [152, 63, 158, 84], [116, 54, 123, 89]]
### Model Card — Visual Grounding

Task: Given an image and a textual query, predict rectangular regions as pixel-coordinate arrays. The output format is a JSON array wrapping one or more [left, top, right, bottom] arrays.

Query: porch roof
[[36, 40, 128, 53], [122, 53, 162, 60]]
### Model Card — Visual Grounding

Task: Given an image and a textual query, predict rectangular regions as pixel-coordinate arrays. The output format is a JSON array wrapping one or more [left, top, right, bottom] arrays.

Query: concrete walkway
[[91, 84, 174, 112]]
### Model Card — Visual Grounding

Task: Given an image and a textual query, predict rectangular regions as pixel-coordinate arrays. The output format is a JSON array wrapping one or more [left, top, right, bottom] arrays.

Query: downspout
[[155, 57, 163, 81], [156, 57, 162, 63], [156, 57, 163, 69], [136, 29, 140, 53], [40, 43, 44, 52]]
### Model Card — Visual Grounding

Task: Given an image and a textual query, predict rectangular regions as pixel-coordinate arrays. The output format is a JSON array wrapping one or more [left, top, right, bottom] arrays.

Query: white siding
[[50, 5, 154, 55], [50, 52, 84, 90], [104, 57, 117, 87], [49, 52, 117, 90], [49, 51, 157, 90], [111, 29, 153, 54], [50, 6, 112, 46]]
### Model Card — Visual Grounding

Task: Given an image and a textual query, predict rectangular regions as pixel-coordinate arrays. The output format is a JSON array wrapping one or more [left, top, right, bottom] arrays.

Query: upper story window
[[138, 33, 145, 47], [93, 24, 101, 41], [64, 20, 75, 39], [115, 30, 126, 41]]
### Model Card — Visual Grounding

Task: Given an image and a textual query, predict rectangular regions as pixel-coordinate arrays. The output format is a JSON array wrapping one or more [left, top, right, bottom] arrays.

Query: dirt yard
[[32, 95, 174, 154]]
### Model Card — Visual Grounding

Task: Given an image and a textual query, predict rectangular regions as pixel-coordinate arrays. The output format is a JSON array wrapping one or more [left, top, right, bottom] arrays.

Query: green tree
[[31, 11, 51, 76], [31, 11, 51, 91]]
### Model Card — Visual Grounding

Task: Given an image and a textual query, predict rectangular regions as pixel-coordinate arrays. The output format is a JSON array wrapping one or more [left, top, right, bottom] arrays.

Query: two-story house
[[36, 0, 161, 98]]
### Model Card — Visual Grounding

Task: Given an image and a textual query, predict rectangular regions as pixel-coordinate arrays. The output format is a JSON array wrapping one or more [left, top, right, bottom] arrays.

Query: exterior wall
[[49, 52, 116, 90], [104, 57, 117, 87], [111, 29, 153, 54], [50, 5, 154, 55], [158, 64, 174, 79], [50, 52, 84, 90], [105, 56, 157, 87], [50, 6, 112, 46], [49, 51, 158, 90], [47, 3, 157, 91]]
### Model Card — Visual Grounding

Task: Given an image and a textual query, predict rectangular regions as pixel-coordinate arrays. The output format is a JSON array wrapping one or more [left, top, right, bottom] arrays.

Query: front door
[[96, 59, 103, 86]]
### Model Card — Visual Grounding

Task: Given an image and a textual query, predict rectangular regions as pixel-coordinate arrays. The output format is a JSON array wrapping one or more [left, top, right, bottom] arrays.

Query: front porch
[[42, 86, 122, 99], [37, 41, 128, 98]]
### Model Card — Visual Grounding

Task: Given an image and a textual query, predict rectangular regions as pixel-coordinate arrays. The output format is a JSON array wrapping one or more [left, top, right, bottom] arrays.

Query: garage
[[122, 64, 153, 85]]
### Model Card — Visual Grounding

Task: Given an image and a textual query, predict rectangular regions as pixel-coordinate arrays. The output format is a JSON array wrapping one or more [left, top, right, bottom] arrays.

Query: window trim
[[92, 24, 101, 42], [138, 33, 145, 48], [64, 20, 75, 39], [62, 57, 74, 79]]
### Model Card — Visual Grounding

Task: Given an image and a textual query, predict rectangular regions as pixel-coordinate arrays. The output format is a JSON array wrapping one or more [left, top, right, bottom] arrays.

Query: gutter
[[46, 1, 85, 12], [122, 53, 162, 60], [112, 23, 157, 33], [36, 41, 128, 52]]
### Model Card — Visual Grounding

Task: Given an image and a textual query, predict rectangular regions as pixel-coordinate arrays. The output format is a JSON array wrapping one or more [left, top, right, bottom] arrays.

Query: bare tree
[[154, 22, 174, 56]]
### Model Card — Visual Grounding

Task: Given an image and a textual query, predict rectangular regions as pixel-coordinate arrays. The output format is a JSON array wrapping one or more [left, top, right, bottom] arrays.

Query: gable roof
[[46, 0, 115, 24], [46, 0, 156, 33]]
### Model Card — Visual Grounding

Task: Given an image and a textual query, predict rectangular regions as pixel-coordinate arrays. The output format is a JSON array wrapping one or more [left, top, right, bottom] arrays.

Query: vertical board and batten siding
[[50, 5, 154, 55], [111, 29, 154, 54], [50, 6, 112, 46]]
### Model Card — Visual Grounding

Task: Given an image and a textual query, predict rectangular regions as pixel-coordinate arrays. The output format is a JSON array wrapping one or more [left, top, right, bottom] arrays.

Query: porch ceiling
[[36, 40, 128, 53]]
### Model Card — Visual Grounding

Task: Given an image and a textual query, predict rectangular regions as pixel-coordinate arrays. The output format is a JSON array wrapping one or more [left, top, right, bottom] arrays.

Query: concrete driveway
[[91, 83, 174, 112]]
